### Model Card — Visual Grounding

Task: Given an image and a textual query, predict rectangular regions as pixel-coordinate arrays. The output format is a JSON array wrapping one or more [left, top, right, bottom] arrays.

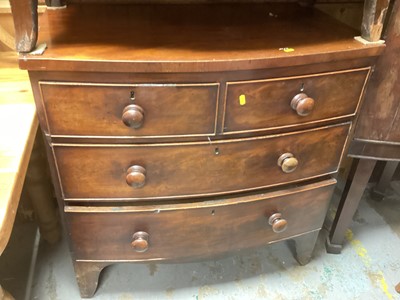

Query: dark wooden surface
[[224, 68, 369, 133], [326, 158, 376, 253], [65, 178, 336, 261], [289, 230, 320, 265], [45, 0, 66, 6], [27, 57, 376, 144], [18, 3, 385, 73], [37, 68, 369, 139], [349, 141, 400, 160], [53, 124, 349, 200], [361, 0, 391, 42], [9, 0, 38, 52], [39, 81, 219, 137], [371, 161, 399, 200]]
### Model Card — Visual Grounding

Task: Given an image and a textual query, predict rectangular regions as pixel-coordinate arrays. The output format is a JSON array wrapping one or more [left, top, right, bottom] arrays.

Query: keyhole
[[300, 83, 305, 92], [130, 91, 136, 101], [214, 147, 220, 155]]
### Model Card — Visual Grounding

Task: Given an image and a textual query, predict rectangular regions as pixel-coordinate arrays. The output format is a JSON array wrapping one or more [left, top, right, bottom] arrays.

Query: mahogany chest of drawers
[[16, 2, 385, 298]]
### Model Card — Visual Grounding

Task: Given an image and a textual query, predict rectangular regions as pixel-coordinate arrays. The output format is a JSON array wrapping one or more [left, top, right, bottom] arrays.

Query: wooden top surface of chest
[[18, 3, 384, 73]]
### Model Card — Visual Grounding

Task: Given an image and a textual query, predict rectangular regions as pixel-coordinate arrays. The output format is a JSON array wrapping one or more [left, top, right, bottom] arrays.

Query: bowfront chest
[[13, 2, 387, 297]]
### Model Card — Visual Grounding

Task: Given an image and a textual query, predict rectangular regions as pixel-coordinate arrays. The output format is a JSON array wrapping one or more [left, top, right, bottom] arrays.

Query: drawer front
[[65, 179, 336, 261], [54, 123, 349, 200], [39, 82, 219, 137], [224, 68, 369, 133]]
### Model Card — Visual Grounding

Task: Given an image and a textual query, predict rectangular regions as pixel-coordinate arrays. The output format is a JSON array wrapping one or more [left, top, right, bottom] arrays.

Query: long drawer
[[65, 178, 336, 261], [39, 82, 219, 138], [54, 123, 349, 200], [224, 68, 369, 133]]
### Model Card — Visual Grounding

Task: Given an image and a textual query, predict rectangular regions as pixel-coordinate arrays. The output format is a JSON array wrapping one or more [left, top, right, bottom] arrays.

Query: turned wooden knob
[[131, 231, 149, 252], [277, 153, 298, 173], [126, 165, 146, 188], [122, 104, 144, 128], [291, 93, 315, 116], [268, 213, 288, 233]]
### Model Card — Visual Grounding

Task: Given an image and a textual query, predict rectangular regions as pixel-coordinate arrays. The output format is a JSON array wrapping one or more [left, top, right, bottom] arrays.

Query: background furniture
[[327, 0, 400, 254]]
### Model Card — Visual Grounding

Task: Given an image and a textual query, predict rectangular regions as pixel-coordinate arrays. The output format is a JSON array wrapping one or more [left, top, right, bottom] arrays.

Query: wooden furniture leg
[[25, 131, 61, 244], [288, 230, 320, 266], [73, 262, 109, 299], [361, 0, 391, 42], [371, 161, 399, 201], [9, 0, 38, 53], [326, 159, 376, 254]]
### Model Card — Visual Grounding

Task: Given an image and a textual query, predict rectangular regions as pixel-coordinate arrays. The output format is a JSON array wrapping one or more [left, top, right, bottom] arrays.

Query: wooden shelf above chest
[[19, 3, 384, 72]]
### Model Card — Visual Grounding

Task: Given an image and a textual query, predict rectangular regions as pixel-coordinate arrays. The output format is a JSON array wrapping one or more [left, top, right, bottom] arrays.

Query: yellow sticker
[[279, 47, 295, 53], [239, 94, 246, 106]]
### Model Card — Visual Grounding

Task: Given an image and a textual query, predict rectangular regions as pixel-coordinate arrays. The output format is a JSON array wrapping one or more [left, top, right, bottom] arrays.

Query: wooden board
[[19, 3, 384, 72], [0, 52, 38, 254]]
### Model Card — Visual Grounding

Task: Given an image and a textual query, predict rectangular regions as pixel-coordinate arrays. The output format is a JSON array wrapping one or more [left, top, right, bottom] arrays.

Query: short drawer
[[39, 82, 219, 137], [224, 68, 369, 133], [65, 178, 336, 261], [54, 123, 349, 200]]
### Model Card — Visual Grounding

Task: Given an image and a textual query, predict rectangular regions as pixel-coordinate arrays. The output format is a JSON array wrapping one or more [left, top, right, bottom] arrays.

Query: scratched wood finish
[[18, 3, 385, 73], [351, 0, 400, 159], [39, 82, 219, 137], [224, 68, 369, 133], [54, 123, 349, 200], [361, 0, 391, 42], [9, 0, 38, 52], [65, 178, 335, 261]]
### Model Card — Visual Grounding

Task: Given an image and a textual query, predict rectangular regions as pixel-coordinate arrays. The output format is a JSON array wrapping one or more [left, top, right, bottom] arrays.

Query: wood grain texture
[[9, 0, 38, 52], [224, 68, 369, 133], [39, 82, 219, 137], [0, 24, 14, 50], [65, 178, 336, 261], [349, 140, 400, 161], [18, 3, 384, 72], [53, 123, 349, 200], [352, 0, 400, 159], [288, 230, 320, 265], [0, 52, 38, 254], [361, 0, 390, 41], [27, 57, 377, 144]]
